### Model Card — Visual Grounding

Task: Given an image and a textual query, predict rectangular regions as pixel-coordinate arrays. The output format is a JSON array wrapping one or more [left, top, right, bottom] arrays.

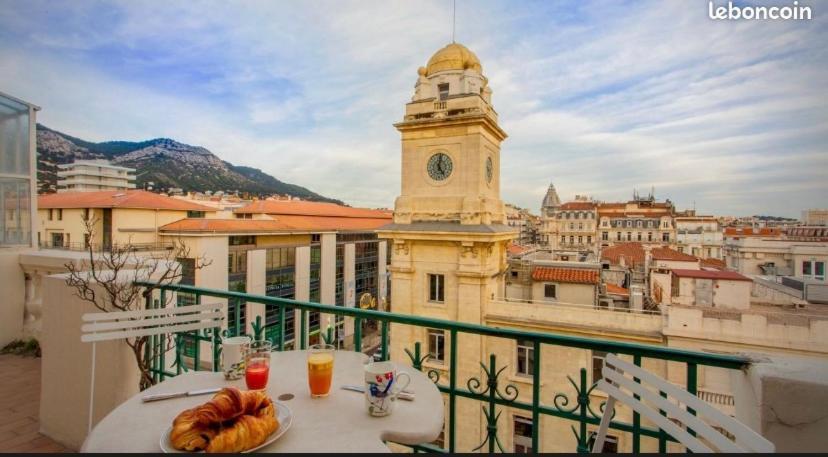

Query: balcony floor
[[0, 354, 69, 453]]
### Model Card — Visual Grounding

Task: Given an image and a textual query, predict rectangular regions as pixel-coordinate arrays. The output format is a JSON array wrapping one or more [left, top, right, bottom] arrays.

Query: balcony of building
[[9, 275, 826, 453], [403, 94, 498, 124]]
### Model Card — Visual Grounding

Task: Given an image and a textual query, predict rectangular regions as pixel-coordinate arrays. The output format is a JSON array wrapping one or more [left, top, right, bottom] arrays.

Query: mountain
[[35, 124, 342, 203]]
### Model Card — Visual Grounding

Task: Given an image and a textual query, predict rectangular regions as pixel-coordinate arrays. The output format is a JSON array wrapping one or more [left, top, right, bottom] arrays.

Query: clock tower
[[378, 44, 516, 448]]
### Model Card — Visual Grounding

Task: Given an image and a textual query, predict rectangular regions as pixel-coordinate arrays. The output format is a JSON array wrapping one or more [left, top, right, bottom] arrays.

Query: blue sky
[[1, 0, 825, 217]]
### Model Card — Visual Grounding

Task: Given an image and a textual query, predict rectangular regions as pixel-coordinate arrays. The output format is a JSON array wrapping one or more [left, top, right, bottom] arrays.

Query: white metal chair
[[80, 302, 225, 434], [591, 353, 774, 453]]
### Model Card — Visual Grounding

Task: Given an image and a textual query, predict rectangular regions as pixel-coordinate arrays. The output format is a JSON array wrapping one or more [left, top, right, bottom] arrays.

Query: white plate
[[160, 402, 293, 453]]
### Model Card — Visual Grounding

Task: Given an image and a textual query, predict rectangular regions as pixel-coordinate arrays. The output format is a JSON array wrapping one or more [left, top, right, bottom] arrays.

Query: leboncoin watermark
[[708, 1, 813, 20]]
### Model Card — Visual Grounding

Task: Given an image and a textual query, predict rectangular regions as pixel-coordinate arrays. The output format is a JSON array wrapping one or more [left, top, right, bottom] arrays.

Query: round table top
[[81, 350, 443, 453]]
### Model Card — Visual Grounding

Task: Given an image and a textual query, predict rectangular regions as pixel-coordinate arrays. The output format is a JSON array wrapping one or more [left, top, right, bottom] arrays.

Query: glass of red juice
[[245, 340, 272, 390]]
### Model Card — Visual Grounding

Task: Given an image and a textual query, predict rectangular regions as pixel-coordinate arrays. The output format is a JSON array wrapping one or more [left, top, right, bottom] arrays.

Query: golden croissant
[[169, 387, 279, 452]]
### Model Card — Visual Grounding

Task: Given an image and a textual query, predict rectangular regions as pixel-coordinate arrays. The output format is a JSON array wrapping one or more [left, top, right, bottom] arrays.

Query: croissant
[[169, 388, 278, 452], [169, 407, 218, 452], [205, 402, 278, 453], [193, 387, 261, 425]]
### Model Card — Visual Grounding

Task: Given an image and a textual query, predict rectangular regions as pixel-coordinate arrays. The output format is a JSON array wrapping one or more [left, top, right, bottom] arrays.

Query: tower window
[[428, 329, 445, 363], [438, 83, 450, 101], [428, 274, 445, 302]]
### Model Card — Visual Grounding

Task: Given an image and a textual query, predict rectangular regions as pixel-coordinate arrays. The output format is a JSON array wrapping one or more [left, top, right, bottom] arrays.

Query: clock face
[[427, 152, 453, 181], [485, 156, 493, 184]]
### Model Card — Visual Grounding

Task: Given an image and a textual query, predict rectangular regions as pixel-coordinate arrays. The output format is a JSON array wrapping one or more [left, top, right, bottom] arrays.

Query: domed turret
[[424, 43, 483, 76], [412, 42, 491, 104]]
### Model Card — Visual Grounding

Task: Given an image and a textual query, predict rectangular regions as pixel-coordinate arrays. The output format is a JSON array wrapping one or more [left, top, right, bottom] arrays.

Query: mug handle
[[391, 372, 411, 398]]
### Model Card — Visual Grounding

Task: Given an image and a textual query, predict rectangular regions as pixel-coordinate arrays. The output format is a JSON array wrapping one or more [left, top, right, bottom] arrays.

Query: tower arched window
[[438, 83, 450, 101]]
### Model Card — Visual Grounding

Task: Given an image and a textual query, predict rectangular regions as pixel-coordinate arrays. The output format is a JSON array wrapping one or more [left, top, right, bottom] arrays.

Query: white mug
[[221, 336, 251, 380], [364, 361, 411, 417]]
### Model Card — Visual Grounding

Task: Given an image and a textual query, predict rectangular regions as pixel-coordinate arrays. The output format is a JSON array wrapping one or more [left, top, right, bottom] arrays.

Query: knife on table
[[142, 387, 222, 403], [341, 385, 415, 401]]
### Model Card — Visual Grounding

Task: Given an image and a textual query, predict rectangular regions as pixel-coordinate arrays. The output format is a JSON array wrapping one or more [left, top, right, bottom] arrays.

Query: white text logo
[[708, 1, 812, 20]]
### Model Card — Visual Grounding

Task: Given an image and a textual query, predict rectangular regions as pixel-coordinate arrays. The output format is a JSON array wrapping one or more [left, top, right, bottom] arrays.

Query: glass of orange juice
[[307, 344, 335, 397]]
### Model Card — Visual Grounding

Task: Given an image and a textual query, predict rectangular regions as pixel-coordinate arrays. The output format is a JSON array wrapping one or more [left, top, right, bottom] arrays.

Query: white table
[[81, 350, 443, 453]]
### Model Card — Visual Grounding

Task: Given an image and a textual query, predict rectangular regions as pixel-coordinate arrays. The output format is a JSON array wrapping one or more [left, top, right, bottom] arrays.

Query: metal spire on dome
[[452, 0, 456, 43]]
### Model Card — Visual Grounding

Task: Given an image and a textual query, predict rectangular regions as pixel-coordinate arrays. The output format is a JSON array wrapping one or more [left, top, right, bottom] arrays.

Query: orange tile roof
[[160, 214, 390, 233], [605, 284, 629, 296], [560, 201, 596, 210], [700, 258, 727, 270], [38, 190, 216, 212], [508, 244, 531, 256], [651, 247, 699, 262], [724, 227, 782, 237], [532, 267, 599, 284], [672, 269, 752, 282], [235, 200, 392, 219], [601, 243, 645, 267]]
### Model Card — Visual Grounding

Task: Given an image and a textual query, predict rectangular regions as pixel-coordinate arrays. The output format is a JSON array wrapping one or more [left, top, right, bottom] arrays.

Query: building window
[[83, 208, 90, 221], [588, 432, 618, 453], [57, 209, 63, 221], [544, 284, 557, 299], [626, 232, 632, 241], [428, 274, 445, 302], [616, 232, 621, 241], [662, 232, 670, 242], [587, 236, 592, 244], [438, 83, 449, 101], [229, 235, 255, 245], [569, 236, 574, 244], [592, 351, 608, 385], [707, 248, 712, 258], [677, 246, 684, 253], [428, 329, 445, 363], [578, 236, 583, 244], [48, 209, 53, 221], [187, 210, 206, 218], [513, 415, 534, 453], [50, 232, 64, 247], [561, 235, 566, 244], [516, 339, 534, 376], [648, 232, 653, 241], [803, 261, 825, 280], [569, 223, 574, 230], [637, 232, 642, 241], [602, 232, 608, 241], [578, 223, 583, 230]]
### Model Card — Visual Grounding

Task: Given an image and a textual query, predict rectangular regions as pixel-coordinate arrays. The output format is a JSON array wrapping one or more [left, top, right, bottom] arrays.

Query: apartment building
[[597, 195, 676, 248], [37, 190, 217, 249], [675, 215, 723, 259], [56, 160, 136, 192]]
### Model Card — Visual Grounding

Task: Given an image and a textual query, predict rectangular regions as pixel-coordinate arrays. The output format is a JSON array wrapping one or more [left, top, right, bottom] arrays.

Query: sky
[[0, 0, 826, 218]]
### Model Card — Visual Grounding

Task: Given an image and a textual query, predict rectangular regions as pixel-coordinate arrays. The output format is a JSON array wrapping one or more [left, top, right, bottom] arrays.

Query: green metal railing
[[138, 281, 749, 453]]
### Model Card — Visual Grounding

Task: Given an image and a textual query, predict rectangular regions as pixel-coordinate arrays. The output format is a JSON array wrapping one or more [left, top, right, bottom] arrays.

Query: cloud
[[0, 0, 825, 216]]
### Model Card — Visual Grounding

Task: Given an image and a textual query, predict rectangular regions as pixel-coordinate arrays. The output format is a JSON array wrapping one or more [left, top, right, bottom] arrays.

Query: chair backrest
[[597, 354, 774, 453], [81, 302, 225, 343]]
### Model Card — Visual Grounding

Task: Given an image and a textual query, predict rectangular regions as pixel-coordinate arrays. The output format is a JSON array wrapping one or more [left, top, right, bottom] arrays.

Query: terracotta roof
[[700, 258, 727, 270], [38, 190, 216, 212], [235, 200, 392, 219], [601, 243, 645, 267], [651, 247, 699, 262], [532, 267, 599, 284], [508, 244, 531, 256], [560, 201, 596, 210], [671, 269, 752, 282], [605, 284, 629, 296], [724, 227, 782, 237], [160, 219, 299, 233], [160, 214, 391, 233]]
